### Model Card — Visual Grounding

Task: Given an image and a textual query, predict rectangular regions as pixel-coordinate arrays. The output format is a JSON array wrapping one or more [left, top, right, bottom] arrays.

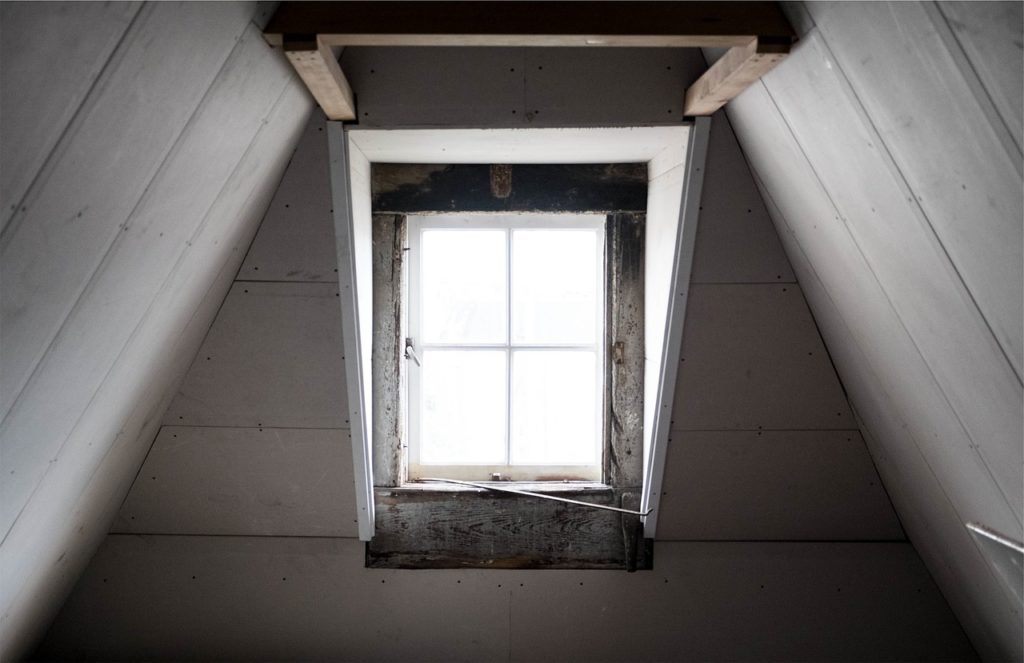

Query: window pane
[[512, 230, 599, 344], [421, 230, 506, 343], [420, 350, 506, 464], [511, 350, 598, 465]]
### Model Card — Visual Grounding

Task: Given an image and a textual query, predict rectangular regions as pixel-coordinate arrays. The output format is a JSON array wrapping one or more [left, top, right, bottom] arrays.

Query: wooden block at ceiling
[[284, 36, 355, 120], [684, 37, 790, 116]]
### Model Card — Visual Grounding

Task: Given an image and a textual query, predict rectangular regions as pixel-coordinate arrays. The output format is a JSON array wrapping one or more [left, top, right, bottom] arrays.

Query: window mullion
[[505, 226, 513, 467]]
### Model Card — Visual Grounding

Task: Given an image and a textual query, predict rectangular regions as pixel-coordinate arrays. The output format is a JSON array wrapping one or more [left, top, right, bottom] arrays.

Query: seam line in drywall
[[107, 532, 360, 541], [162, 424, 352, 432], [928, 1, 1023, 163], [760, 45, 1020, 520], [0, 2, 147, 246]]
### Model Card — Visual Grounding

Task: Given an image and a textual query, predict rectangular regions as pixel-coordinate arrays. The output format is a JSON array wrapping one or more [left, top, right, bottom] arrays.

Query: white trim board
[[329, 123, 709, 541]]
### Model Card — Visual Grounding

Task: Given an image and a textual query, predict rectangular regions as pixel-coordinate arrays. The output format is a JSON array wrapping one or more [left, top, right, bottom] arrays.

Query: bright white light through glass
[[512, 230, 599, 344], [420, 350, 506, 464], [422, 230, 506, 343], [511, 350, 598, 465]]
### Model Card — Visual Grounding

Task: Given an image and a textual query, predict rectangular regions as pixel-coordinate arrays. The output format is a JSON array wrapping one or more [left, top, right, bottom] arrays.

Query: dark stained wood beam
[[266, 2, 795, 48]]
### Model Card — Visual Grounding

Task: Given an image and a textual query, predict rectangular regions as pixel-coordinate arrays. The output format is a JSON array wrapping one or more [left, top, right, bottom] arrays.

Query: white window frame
[[406, 213, 605, 482]]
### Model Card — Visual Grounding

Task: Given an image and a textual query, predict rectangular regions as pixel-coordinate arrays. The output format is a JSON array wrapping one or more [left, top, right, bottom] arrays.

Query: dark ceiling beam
[[263, 2, 795, 119]]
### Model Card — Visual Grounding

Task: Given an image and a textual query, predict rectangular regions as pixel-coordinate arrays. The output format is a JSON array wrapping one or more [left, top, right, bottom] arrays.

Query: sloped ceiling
[[719, 2, 1022, 659], [2, 2, 1020, 661], [35, 40, 973, 663]]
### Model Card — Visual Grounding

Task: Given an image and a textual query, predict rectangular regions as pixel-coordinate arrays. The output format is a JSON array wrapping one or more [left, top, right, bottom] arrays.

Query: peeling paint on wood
[[606, 213, 645, 493], [371, 214, 406, 487], [371, 163, 648, 213]]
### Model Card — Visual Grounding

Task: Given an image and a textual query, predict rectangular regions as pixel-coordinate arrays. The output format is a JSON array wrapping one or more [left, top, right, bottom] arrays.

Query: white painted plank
[[0, 1, 257, 422], [765, 32, 1022, 517], [114, 426, 357, 537], [239, 112, 338, 282], [672, 283, 854, 431], [690, 109, 794, 284], [0, 1, 141, 234], [522, 48, 703, 126], [164, 281, 347, 429], [936, 1, 1023, 153], [347, 126, 690, 167], [0, 23, 295, 540], [35, 537, 975, 662], [641, 118, 708, 537], [726, 79, 1021, 659], [0, 81, 312, 662], [332, 128, 376, 541], [805, 2, 1023, 379], [656, 430, 903, 541]]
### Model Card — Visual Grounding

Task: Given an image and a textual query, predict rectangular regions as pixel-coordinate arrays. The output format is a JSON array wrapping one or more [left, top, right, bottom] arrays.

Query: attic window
[[328, 124, 711, 565], [407, 214, 605, 482]]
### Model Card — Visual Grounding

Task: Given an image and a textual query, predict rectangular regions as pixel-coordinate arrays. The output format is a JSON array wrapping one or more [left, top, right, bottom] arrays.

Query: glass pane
[[420, 350, 506, 464], [421, 230, 506, 343], [512, 230, 599, 344], [511, 350, 598, 465]]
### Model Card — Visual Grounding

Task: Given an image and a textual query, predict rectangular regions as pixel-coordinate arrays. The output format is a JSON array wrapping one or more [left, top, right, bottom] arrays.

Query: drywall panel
[[341, 47, 705, 129], [765, 32, 1022, 516], [0, 1, 256, 423], [35, 536, 976, 662], [164, 281, 348, 428], [656, 430, 903, 541], [342, 47, 524, 126], [0, 79, 312, 662], [804, 2, 1023, 378], [0, 23, 295, 540], [936, 1, 1023, 152], [114, 426, 357, 537], [0, 1, 141, 234], [239, 112, 338, 282], [672, 283, 853, 431], [510, 542, 973, 662], [725, 77, 1021, 659], [522, 48, 701, 126], [690, 110, 794, 284], [37, 535, 511, 662]]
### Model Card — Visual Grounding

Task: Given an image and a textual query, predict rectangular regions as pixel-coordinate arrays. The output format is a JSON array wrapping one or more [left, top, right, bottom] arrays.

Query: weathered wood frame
[[368, 201, 646, 569], [263, 2, 794, 119]]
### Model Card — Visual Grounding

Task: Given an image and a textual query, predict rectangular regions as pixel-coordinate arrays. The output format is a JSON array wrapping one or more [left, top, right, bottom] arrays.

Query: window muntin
[[407, 214, 605, 481]]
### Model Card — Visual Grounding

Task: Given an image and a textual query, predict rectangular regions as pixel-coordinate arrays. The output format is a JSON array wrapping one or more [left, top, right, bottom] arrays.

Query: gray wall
[[0, 2, 313, 659], [35, 45, 974, 661], [717, 2, 1022, 659]]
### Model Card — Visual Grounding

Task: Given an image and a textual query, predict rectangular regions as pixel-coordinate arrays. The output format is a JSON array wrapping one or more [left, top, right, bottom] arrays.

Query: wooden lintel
[[283, 36, 355, 121], [682, 37, 790, 116], [265, 2, 795, 48]]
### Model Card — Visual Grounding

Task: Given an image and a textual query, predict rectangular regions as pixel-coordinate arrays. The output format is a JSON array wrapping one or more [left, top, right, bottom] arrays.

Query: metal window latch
[[404, 337, 421, 366]]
